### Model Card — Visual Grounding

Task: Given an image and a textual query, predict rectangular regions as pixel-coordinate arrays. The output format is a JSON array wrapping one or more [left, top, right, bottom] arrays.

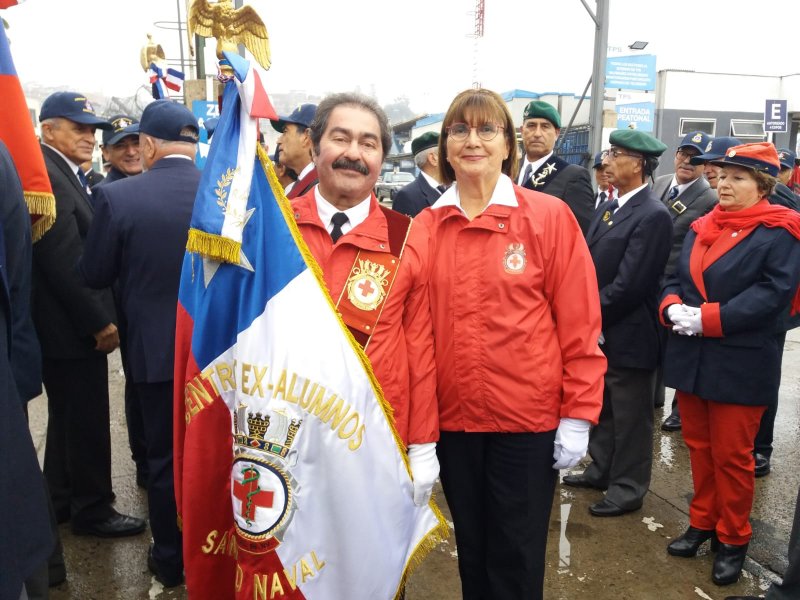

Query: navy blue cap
[[689, 136, 742, 165], [592, 151, 605, 169], [39, 91, 112, 130], [270, 103, 317, 133], [124, 100, 199, 143], [777, 148, 797, 170], [678, 131, 712, 155], [102, 115, 139, 146]]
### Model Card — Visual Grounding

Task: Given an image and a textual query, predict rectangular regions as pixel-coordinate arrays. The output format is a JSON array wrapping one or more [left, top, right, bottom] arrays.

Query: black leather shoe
[[661, 412, 682, 431], [589, 498, 639, 517], [72, 510, 146, 538], [712, 542, 748, 585], [667, 526, 716, 557], [148, 546, 184, 588], [562, 473, 607, 490], [754, 453, 770, 478]]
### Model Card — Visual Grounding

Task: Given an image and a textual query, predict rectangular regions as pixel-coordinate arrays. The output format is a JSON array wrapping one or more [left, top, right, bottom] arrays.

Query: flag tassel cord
[[26, 191, 56, 242]]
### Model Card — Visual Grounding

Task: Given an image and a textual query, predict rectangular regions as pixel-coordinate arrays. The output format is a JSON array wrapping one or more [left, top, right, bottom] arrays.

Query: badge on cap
[[705, 141, 713, 152], [779, 151, 787, 160], [82, 98, 95, 114], [114, 117, 132, 131], [692, 133, 703, 143], [728, 150, 736, 157]]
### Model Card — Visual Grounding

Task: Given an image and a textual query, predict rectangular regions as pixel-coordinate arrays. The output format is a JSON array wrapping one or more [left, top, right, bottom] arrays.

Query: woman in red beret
[[660, 142, 800, 586]]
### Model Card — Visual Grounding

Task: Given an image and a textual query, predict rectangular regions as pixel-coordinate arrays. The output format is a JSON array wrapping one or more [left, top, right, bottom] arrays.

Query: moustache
[[332, 157, 369, 175]]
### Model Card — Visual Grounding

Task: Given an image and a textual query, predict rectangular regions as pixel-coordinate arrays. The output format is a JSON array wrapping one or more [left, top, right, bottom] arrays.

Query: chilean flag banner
[[164, 67, 185, 92], [0, 22, 54, 241], [174, 52, 446, 600]]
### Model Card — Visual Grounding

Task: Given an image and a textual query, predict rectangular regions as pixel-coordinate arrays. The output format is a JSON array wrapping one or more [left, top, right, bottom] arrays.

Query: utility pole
[[585, 0, 609, 160], [471, 0, 485, 88]]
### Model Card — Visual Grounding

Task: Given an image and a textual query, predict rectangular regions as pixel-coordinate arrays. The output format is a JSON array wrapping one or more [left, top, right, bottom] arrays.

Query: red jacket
[[291, 191, 438, 446], [416, 182, 606, 432]]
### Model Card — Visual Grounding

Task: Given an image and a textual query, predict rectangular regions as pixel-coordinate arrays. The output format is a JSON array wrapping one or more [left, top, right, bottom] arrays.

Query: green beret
[[609, 129, 667, 157], [522, 100, 561, 129], [411, 131, 439, 156]]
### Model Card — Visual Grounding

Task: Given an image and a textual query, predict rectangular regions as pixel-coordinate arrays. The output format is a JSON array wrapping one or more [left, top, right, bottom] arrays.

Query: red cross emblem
[[357, 279, 375, 297], [233, 466, 274, 522]]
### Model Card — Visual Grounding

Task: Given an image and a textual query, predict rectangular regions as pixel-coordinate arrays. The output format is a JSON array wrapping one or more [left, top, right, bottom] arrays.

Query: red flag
[[0, 22, 55, 241], [0, 1, 21, 8]]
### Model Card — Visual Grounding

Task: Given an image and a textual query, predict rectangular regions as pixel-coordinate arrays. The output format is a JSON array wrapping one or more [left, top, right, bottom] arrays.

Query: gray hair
[[414, 146, 435, 169]]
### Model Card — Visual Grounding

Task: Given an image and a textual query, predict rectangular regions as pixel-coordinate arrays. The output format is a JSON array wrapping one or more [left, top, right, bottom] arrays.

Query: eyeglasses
[[601, 148, 643, 161], [676, 149, 700, 160], [446, 122, 504, 142]]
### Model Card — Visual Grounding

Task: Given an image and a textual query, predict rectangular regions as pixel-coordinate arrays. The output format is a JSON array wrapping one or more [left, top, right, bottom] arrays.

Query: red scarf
[[691, 199, 800, 314]]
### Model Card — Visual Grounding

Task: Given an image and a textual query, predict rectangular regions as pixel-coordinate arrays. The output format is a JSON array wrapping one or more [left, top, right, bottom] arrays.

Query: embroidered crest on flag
[[346, 258, 391, 310], [503, 243, 527, 274]]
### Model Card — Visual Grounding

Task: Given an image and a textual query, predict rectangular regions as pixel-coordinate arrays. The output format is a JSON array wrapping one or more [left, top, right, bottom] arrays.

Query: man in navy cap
[[271, 103, 317, 198], [517, 100, 595, 233], [80, 99, 202, 587], [34, 91, 146, 538], [95, 114, 142, 189], [592, 150, 616, 208], [392, 131, 444, 217], [564, 129, 672, 517], [772, 148, 800, 210], [690, 136, 741, 190], [651, 132, 718, 428]]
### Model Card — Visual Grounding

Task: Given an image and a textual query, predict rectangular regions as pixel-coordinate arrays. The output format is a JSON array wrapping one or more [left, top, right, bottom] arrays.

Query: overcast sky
[[4, 0, 799, 115]]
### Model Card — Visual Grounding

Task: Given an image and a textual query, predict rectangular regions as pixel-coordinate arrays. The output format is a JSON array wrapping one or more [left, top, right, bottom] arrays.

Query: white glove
[[672, 304, 702, 336], [552, 418, 591, 470], [408, 443, 439, 506], [667, 303, 691, 324]]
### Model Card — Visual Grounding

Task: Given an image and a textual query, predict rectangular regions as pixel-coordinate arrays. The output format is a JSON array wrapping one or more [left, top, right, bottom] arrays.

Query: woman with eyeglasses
[[414, 88, 606, 599], [660, 142, 800, 586]]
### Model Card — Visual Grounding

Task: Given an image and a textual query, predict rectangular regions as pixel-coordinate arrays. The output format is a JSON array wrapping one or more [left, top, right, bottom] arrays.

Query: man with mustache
[[290, 92, 439, 511]]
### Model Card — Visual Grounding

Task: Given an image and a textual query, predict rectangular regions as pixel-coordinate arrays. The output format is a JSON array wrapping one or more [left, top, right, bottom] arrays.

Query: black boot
[[667, 526, 716, 557], [712, 542, 748, 585]]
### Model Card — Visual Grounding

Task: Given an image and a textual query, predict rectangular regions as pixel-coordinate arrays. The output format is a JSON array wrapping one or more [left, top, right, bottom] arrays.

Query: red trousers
[[677, 392, 766, 545]]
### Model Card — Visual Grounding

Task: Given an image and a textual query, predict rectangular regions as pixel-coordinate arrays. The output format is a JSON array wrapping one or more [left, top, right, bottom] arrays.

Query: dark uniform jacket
[[392, 173, 440, 217], [662, 225, 800, 406], [33, 145, 116, 359], [770, 182, 800, 211], [652, 174, 718, 276], [93, 166, 128, 189], [0, 141, 53, 600], [521, 154, 595, 234], [586, 186, 673, 370], [80, 157, 200, 384]]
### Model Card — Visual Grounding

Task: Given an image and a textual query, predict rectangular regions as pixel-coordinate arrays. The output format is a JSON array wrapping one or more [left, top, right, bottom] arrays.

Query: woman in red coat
[[416, 88, 606, 600]]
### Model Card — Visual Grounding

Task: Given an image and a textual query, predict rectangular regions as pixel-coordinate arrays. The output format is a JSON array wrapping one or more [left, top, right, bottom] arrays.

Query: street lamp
[[628, 41, 649, 50]]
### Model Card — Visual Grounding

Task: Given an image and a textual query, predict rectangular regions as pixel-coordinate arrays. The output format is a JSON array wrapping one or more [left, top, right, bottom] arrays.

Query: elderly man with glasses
[[563, 129, 673, 518]]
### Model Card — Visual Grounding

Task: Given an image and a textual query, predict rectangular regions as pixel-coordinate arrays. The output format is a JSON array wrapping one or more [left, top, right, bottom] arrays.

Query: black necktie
[[668, 185, 679, 201], [330, 212, 349, 243], [77, 168, 91, 194], [597, 190, 607, 207], [606, 198, 619, 214], [520, 163, 532, 186], [436, 184, 447, 195]]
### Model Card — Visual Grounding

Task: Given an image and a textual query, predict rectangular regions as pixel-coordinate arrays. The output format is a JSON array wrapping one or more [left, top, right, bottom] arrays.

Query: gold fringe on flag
[[186, 228, 242, 264], [25, 190, 56, 243]]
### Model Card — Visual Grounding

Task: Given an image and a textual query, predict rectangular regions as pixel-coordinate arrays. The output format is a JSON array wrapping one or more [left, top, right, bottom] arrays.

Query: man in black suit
[[563, 129, 672, 517], [517, 100, 595, 233], [392, 132, 444, 217], [80, 100, 202, 588], [95, 114, 141, 189], [35, 91, 145, 537], [651, 132, 718, 428], [0, 140, 54, 600]]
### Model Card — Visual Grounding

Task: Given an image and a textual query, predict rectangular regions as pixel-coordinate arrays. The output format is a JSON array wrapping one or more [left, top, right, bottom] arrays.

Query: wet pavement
[[28, 331, 800, 599]]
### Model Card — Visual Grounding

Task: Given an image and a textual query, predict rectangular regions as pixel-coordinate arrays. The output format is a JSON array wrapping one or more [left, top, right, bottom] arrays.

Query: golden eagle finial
[[140, 33, 167, 72], [188, 0, 271, 73]]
